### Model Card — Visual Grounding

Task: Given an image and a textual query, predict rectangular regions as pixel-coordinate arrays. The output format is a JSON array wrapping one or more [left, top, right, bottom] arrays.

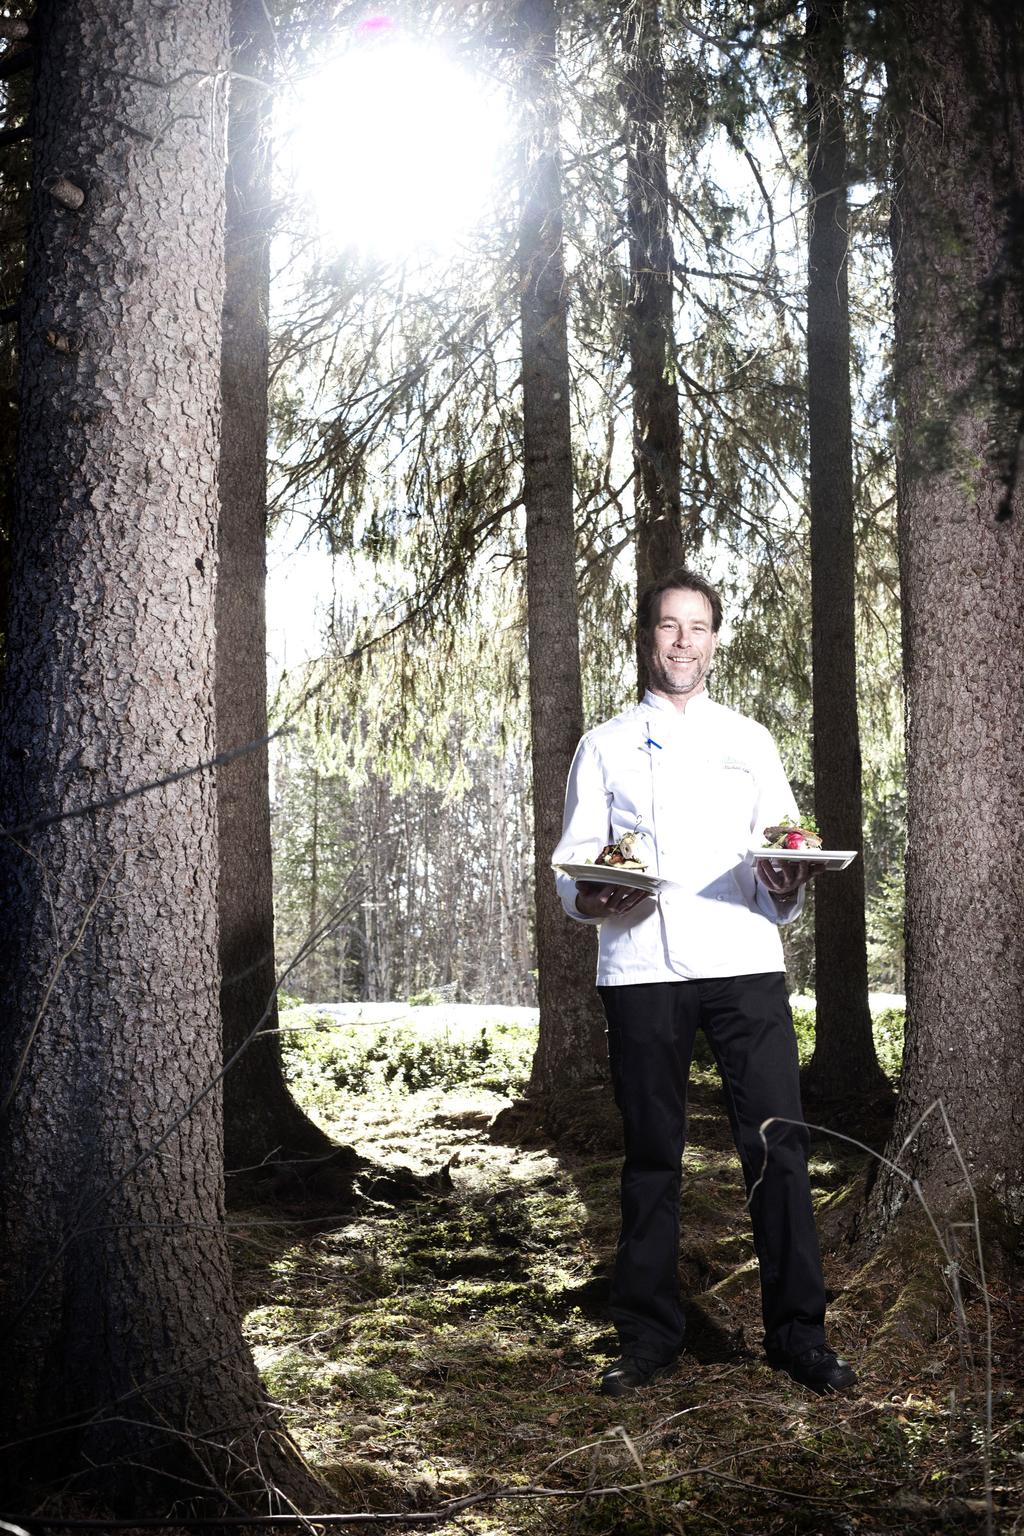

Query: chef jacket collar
[[642, 688, 712, 722]]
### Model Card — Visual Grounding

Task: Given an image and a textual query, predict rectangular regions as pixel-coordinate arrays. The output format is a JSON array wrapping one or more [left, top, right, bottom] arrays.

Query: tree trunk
[[0, 7, 29, 689], [0, 0, 320, 1509], [623, 0, 683, 678], [519, 742, 536, 1005], [217, 0, 332, 1167], [307, 765, 321, 992], [869, 0, 1024, 1233], [801, 0, 889, 1103], [517, 0, 605, 1094]]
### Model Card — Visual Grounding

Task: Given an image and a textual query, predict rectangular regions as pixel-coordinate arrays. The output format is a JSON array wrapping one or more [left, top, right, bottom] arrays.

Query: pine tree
[[0, 0, 320, 1506], [869, 0, 1024, 1233], [801, 0, 888, 1103], [622, 0, 683, 627], [0, 3, 31, 677], [217, 0, 335, 1170], [517, 0, 606, 1096]]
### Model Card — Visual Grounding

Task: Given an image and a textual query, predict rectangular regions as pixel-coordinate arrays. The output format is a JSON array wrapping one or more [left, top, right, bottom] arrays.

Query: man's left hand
[[756, 858, 818, 905]]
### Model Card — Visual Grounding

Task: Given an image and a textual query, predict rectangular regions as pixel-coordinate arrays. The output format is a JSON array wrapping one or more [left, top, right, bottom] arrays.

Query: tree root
[[226, 1143, 454, 1211], [489, 1086, 621, 1152]]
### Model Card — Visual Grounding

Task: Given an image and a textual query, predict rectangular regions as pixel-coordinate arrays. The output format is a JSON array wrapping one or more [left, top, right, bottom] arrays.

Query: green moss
[[259, 1346, 341, 1402], [231, 1007, 1012, 1536], [320, 1455, 429, 1509]]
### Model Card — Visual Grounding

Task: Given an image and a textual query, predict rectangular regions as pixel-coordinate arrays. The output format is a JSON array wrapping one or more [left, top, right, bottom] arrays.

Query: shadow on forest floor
[[228, 1013, 1023, 1536]]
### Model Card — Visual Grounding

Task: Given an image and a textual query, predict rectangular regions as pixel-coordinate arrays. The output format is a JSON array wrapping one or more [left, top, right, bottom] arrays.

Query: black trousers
[[599, 974, 827, 1365]]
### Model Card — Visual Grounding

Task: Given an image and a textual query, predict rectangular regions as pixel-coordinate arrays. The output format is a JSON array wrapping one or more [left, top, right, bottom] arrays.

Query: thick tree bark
[[307, 766, 321, 983], [217, 0, 332, 1168], [0, 5, 30, 692], [622, 0, 683, 660], [801, 0, 888, 1103], [0, 0, 321, 1509], [869, 0, 1024, 1233], [517, 0, 605, 1095]]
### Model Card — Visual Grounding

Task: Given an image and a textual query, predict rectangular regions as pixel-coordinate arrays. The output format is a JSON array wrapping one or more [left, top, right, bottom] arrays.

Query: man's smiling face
[[645, 586, 718, 707]]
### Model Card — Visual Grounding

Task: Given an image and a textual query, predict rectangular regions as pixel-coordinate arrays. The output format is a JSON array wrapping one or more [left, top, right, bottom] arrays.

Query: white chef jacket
[[552, 690, 805, 985]]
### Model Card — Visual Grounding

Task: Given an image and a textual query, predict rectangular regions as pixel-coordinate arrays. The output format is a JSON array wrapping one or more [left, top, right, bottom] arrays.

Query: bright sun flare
[[285, 23, 512, 255]]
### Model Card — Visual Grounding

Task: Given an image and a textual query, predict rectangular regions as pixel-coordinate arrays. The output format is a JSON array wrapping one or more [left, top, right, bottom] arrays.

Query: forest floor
[[230, 1003, 1024, 1536]]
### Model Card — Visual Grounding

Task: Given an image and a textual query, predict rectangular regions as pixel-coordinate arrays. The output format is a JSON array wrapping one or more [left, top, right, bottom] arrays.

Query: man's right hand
[[575, 880, 652, 919]]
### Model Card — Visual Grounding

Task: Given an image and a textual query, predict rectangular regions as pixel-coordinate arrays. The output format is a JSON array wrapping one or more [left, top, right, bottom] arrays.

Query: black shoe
[[599, 1355, 677, 1397], [772, 1344, 857, 1395]]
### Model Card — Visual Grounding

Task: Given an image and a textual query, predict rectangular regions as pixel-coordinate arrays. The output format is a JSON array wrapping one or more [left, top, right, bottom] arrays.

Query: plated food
[[751, 817, 857, 872], [594, 830, 648, 870], [761, 817, 822, 852], [552, 826, 662, 895]]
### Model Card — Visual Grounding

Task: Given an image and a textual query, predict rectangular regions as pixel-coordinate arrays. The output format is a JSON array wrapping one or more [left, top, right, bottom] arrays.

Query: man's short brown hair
[[637, 568, 724, 636]]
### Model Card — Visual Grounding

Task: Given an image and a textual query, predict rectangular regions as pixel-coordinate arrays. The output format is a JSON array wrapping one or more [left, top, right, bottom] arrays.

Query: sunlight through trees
[[0, 0, 1021, 1526]]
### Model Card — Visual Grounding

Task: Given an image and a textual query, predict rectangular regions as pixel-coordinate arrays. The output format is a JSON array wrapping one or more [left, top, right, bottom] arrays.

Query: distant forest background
[[263, 0, 906, 1010]]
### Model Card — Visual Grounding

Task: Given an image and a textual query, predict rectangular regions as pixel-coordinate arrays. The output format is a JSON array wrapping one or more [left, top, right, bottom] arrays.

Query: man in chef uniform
[[553, 568, 857, 1398]]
